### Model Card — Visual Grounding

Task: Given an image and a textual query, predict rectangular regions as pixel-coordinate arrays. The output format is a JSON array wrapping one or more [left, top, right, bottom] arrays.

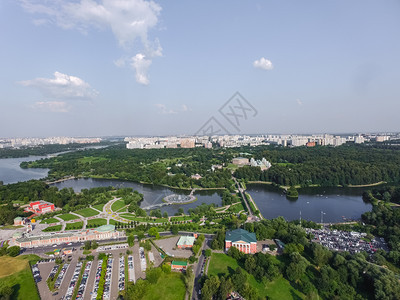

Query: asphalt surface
[[192, 238, 211, 300]]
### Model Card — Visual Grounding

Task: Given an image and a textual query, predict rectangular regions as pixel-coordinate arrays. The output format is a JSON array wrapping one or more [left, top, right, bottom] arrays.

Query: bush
[[189, 256, 197, 263], [205, 249, 212, 257], [6, 246, 20, 257]]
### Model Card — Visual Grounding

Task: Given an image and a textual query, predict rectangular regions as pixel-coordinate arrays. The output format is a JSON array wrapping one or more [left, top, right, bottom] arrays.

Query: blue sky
[[0, 0, 399, 137]]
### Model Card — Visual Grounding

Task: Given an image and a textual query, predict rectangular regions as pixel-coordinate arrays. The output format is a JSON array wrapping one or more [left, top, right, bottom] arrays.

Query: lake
[[0, 153, 373, 222], [247, 184, 372, 223], [52, 178, 222, 215], [0, 145, 108, 185], [0, 156, 49, 184]]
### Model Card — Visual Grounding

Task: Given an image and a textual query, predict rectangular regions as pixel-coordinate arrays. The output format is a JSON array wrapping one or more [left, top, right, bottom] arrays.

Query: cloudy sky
[[1, 0, 399, 137]]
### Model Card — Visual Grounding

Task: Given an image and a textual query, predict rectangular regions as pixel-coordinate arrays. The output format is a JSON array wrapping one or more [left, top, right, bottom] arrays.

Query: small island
[[286, 186, 299, 199], [162, 194, 197, 205]]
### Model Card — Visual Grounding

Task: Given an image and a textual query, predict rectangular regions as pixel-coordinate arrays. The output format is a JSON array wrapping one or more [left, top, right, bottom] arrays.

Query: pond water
[[247, 184, 372, 223], [52, 178, 222, 215]]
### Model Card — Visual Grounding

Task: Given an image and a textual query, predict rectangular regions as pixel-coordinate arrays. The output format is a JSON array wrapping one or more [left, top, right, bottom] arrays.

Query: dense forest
[[21, 145, 236, 189], [19, 143, 400, 189], [206, 217, 400, 300], [234, 144, 400, 187], [0, 142, 112, 158]]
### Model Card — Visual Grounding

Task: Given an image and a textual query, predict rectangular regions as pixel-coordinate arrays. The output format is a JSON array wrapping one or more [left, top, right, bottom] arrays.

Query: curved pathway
[[54, 215, 66, 231], [69, 211, 87, 230]]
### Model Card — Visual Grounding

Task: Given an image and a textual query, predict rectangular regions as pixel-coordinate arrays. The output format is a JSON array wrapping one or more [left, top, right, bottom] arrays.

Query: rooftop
[[225, 228, 257, 244], [94, 224, 115, 232], [177, 236, 196, 246], [171, 261, 187, 266]]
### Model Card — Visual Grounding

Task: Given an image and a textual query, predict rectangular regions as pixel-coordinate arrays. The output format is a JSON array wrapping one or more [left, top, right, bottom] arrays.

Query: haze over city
[[1, 0, 399, 137]]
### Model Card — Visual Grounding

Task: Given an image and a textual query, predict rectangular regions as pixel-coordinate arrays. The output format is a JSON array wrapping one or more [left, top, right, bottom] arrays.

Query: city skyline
[[1, 0, 400, 137]]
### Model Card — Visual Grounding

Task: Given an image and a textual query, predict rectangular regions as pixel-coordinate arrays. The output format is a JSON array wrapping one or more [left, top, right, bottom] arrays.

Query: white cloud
[[19, 0, 163, 84], [155, 104, 177, 114], [296, 99, 303, 106], [32, 101, 70, 113], [131, 53, 152, 85], [155, 103, 191, 114], [181, 104, 190, 112], [19, 71, 98, 100], [253, 57, 273, 70]]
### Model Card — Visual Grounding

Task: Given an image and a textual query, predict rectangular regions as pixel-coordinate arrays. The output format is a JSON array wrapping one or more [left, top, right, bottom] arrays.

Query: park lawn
[[75, 207, 99, 218], [0, 255, 41, 300], [208, 253, 239, 277], [87, 218, 107, 227], [170, 216, 190, 222], [57, 213, 79, 221], [65, 221, 83, 230], [120, 214, 168, 223], [228, 202, 245, 213], [208, 253, 304, 300], [111, 200, 126, 212], [141, 272, 186, 300], [43, 225, 62, 232], [264, 276, 305, 300], [79, 156, 107, 164], [109, 219, 117, 225], [41, 218, 59, 224], [92, 203, 105, 211]]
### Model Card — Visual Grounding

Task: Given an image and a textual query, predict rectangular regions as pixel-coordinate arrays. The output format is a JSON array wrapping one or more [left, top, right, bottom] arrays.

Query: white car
[[67, 242, 72, 246], [52, 244, 57, 247]]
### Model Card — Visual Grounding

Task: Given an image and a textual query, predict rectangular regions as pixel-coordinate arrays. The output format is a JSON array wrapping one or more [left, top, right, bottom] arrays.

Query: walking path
[[90, 205, 103, 214], [69, 211, 87, 230], [54, 216, 66, 231]]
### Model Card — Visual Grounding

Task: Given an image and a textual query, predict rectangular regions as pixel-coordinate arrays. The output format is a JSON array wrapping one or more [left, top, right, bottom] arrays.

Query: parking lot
[[36, 248, 133, 300], [154, 236, 193, 258], [306, 227, 389, 254]]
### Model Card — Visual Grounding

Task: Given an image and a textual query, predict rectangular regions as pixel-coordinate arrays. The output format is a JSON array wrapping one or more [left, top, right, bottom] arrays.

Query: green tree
[[146, 267, 162, 284], [204, 249, 212, 257], [6, 246, 20, 257], [128, 234, 135, 247], [148, 227, 160, 239]]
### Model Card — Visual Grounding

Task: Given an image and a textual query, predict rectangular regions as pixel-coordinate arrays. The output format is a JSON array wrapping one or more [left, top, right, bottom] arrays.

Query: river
[[247, 184, 372, 223]]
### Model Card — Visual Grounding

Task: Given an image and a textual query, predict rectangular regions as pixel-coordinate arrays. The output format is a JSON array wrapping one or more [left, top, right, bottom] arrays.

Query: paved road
[[191, 238, 210, 300], [21, 237, 128, 254], [233, 177, 252, 216], [85, 258, 99, 300], [37, 261, 58, 300]]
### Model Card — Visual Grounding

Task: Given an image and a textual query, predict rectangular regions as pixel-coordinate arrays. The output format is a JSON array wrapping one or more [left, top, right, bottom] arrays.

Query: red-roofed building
[[26, 201, 55, 214]]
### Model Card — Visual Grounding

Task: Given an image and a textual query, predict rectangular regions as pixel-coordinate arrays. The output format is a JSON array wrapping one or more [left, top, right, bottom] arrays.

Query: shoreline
[[247, 181, 387, 189], [47, 175, 226, 193]]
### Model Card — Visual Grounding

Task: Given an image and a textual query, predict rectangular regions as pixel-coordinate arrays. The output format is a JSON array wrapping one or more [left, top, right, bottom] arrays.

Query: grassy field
[[87, 218, 107, 227], [111, 200, 126, 212], [65, 221, 83, 230], [109, 219, 117, 225], [228, 202, 245, 213], [43, 225, 62, 232], [79, 156, 107, 164], [92, 203, 105, 211], [120, 214, 168, 223], [75, 208, 99, 218], [141, 272, 186, 300], [57, 213, 79, 221], [41, 218, 59, 224], [208, 253, 304, 300], [0, 255, 41, 300]]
